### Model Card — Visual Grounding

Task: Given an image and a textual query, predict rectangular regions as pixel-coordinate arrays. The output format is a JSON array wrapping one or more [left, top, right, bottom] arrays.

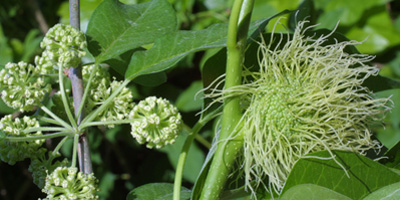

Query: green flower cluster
[[0, 62, 51, 111], [83, 64, 134, 128], [41, 167, 98, 200], [0, 115, 44, 165], [129, 96, 182, 149], [29, 150, 69, 189], [35, 24, 87, 73]]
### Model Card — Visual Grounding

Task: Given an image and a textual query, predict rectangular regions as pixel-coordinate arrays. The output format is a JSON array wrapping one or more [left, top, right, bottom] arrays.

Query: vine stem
[[69, 0, 93, 174], [173, 107, 222, 200], [199, 0, 254, 199]]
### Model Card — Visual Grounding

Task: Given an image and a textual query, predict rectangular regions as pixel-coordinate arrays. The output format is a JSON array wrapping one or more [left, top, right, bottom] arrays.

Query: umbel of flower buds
[[0, 62, 51, 112], [0, 115, 44, 165], [82, 64, 135, 128], [35, 24, 86, 73], [41, 167, 99, 200], [129, 96, 182, 149]]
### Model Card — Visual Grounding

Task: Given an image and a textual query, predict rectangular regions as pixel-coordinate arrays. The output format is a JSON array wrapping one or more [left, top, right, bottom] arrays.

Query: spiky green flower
[[41, 166, 99, 200], [209, 21, 391, 194], [35, 24, 86, 73], [0, 62, 51, 111], [129, 96, 182, 149], [0, 115, 44, 165]]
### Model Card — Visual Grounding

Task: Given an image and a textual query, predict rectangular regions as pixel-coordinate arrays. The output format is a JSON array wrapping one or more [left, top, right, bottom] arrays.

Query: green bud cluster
[[129, 96, 182, 149], [41, 167, 99, 200], [83, 65, 134, 128], [0, 62, 51, 111], [0, 115, 44, 165], [29, 150, 69, 189], [35, 24, 86, 72]]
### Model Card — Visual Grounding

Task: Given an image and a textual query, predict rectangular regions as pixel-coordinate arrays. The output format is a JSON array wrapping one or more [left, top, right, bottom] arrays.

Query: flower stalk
[[199, 0, 254, 199]]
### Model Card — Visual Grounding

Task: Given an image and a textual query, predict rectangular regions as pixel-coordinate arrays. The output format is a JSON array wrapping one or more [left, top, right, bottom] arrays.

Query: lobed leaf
[[125, 23, 228, 80], [86, 0, 177, 64]]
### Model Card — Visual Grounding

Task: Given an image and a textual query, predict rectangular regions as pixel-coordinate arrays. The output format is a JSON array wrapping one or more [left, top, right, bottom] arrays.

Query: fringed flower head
[[41, 167, 99, 200], [209, 21, 391, 195], [129, 96, 182, 149]]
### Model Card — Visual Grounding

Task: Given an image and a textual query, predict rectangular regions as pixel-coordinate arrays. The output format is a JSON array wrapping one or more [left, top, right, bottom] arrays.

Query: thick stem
[[69, 0, 93, 174], [199, 0, 254, 199]]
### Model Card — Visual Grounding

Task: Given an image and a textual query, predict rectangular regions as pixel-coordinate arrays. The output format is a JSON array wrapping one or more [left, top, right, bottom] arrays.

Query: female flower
[[210, 21, 391, 194]]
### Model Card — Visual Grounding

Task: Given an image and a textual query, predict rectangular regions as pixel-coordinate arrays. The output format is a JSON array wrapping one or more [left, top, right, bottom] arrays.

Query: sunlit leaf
[[126, 183, 191, 200], [86, 0, 177, 63], [282, 151, 400, 200], [280, 184, 352, 200]]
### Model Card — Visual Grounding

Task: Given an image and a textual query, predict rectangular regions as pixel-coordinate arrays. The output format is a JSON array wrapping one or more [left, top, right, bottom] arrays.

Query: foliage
[[0, 0, 400, 200]]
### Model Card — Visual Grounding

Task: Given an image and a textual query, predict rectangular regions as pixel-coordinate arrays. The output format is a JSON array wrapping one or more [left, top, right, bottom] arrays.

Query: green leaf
[[175, 81, 204, 112], [363, 181, 400, 200], [126, 183, 191, 200], [280, 184, 352, 200], [125, 23, 228, 80], [282, 151, 400, 200], [375, 89, 400, 150], [86, 0, 177, 63], [97, 172, 117, 199]]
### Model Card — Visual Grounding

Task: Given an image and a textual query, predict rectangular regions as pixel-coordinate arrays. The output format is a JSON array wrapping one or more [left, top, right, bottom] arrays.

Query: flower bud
[[129, 96, 182, 149]]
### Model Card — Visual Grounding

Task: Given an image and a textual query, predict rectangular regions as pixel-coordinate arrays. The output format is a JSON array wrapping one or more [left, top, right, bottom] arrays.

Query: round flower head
[[36, 24, 86, 72], [209, 21, 391, 194], [42, 166, 99, 200], [0, 62, 51, 112], [0, 115, 44, 165], [88, 78, 134, 128], [129, 96, 182, 149]]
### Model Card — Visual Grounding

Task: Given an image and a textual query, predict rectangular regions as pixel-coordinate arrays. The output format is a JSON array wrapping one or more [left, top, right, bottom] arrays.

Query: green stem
[[79, 119, 133, 130], [195, 134, 211, 149], [38, 116, 63, 126], [199, 0, 254, 199], [59, 63, 78, 129], [53, 136, 70, 155], [40, 106, 74, 131], [71, 133, 79, 168], [76, 63, 98, 118], [4, 132, 73, 142], [23, 127, 71, 133], [81, 79, 130, 124], [173, 106, 222, 200]]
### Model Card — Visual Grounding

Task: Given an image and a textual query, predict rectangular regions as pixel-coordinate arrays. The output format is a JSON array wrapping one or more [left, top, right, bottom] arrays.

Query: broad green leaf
[[159, 130, 205, 183], [363, 181, 400, 200], [345, 7, 400, 54], [86, 0, 177, 63], [125, 23, 228, 80], [282, 151, 400, 200], [375, 89, 400, 150], [280, 184, 352, 200], [126, 183, 191, 200], [314, 0, 389, 28], [133, 72, 167, 87], [175, 81, 204, 112]]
